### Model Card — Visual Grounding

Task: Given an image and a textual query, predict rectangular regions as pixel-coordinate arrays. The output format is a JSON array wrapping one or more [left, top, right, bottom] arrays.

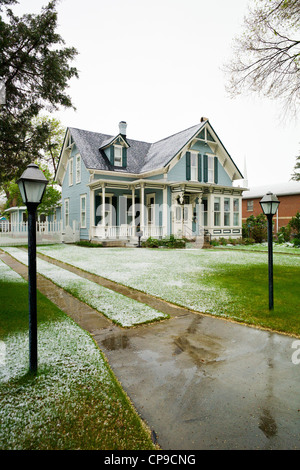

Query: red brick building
[[242, 181, 300, 233]]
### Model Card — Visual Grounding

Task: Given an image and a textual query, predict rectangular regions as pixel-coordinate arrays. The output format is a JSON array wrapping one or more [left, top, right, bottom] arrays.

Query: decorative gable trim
[[99, 133, 130, 150]]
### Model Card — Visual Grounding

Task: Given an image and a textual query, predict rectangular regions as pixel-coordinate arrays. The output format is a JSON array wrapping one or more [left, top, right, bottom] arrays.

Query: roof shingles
[[69, 122, 205, 175]]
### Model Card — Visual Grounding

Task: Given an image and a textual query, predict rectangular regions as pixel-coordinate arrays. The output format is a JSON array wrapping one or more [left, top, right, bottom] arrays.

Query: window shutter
[[186, 151, 191, 181], [122, 147, 127, 167], [110, 146, 114, 165], [214, 156, 218, 184], [198, 154, 202, 182], [203, 155, 208, 183]]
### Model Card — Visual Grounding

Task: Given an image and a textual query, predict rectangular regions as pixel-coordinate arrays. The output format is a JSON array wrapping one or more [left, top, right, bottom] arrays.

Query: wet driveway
[[94, 312, 300, 450]]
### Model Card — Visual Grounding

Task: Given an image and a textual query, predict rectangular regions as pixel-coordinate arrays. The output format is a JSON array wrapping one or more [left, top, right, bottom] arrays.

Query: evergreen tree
[[0, 0, 78, 183]]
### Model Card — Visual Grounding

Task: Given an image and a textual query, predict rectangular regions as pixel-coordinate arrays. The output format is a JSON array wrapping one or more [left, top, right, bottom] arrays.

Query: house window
[[69, 158, 73, 186], [147, 194, 155, 225], [224, 198, 230, 226], [76, 154, 81, 184], [214, 197, 220, 226], [64, 199, 70, 227], [208, 156, 214, 183], [247, 200, 254, 211], [80, 194, 86, 228], [233, 198, 240, 226], [114, 145, 122, 167], [191, 152, 198, 181]]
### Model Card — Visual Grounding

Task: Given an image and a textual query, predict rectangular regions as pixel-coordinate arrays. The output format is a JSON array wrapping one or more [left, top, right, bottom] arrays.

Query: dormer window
[[114, 145, 123, 167]]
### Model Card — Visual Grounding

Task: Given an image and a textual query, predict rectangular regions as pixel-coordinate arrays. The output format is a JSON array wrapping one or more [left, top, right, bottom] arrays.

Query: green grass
[[0, 281, 156, 450], [200, 262, 300, 336]]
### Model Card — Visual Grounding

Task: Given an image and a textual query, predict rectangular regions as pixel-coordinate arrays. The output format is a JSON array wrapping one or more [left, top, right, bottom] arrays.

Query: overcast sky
[[13, 0, 300, 188]]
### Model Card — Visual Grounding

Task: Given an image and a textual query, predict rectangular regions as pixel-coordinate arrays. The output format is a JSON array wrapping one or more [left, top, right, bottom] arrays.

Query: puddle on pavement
[[174, 316, 224, 367], [102, 334, 130, 351], [259, 409, 278, 439]]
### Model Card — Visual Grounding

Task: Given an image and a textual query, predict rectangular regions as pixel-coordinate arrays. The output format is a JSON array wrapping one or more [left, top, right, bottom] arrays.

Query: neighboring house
[[242, 181, 300, 232], [55, 118, 246, 243], [4, 205, 62, 227], [0, 204, 62, 246]]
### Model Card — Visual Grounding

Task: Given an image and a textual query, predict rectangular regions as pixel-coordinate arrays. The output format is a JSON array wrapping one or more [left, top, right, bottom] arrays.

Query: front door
[[172, 194, 193, 237]]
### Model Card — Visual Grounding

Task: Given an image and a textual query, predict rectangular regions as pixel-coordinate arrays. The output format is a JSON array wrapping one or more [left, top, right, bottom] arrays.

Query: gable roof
[[56, 120, 243, 183]]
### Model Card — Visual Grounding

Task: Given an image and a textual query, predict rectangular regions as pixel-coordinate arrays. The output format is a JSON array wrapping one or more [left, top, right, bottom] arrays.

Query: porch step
[[101, 240, 128, 247]]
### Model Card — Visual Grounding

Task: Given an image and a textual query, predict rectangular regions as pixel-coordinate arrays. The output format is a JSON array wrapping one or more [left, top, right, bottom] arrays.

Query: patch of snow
[[1, 247, 167, 327]]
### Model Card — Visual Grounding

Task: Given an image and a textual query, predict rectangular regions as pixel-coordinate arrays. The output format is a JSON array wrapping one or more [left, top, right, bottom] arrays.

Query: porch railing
[[92, 225, 164, 239], [0, 221, 63, 246]]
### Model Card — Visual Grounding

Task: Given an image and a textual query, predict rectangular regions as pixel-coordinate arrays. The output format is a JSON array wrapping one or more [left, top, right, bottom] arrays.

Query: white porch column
[[102, 184, 106, 227], [207, 192, 213, 229], [163, 186, 168, 236], [140, 184, 145, 232], [89, 188, 95, 239], [132, 186, 135, 230]]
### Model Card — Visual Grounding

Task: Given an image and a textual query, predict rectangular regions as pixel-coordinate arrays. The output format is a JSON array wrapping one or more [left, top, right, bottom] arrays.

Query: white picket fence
[[0, 220, 79, 246]]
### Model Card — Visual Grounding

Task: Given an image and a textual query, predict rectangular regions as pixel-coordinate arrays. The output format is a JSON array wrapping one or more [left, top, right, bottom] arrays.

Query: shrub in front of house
[[75, 240, 103, 247], [242, 214, 267, 243], [276, 225, 292, 243], [292, 237, 300, 247], [143, 235, 186, 249]]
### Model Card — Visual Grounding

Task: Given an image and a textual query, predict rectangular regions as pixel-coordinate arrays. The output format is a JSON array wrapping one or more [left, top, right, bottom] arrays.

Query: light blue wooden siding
[[167, 139, 232, 186], [167, 154, 186, 181], [61, 145, 90, 239], [93, 173, 136, 182], [146, 173, 165, 180], [216, 160, 232, 186]]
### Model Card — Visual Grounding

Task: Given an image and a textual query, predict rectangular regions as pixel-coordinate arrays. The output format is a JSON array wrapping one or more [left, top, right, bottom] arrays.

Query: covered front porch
[[88, 178, 168, 242]]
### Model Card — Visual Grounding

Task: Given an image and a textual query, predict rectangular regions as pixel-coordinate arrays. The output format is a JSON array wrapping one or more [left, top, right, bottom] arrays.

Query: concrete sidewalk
[[1, 250, 300, 450]]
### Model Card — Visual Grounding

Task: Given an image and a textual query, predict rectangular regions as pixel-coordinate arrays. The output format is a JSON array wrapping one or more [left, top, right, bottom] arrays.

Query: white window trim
[[224, 197, 231, 227], [64, 198, 70, 227], [233, 198, 240, 226], [80, 194, 87, 228], [191, 151, 198, 181], [69, 158, 73, 186], [76, 154, 81, 184], [114, 145, 123, 167], [146, 193, 155, 225], [214, 196, 221, 227], [207, 155, 214, 184]]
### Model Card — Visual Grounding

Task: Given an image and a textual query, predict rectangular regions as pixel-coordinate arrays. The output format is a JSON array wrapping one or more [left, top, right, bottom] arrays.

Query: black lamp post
[[17, 164, 48, 373], [259, 192, 280, 310]]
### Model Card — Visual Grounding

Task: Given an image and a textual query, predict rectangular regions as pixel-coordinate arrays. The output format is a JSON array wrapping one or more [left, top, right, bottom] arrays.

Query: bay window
[[214, 197, 220, 226], [233, 198, 240, 226], [224, 198, 230, 226]]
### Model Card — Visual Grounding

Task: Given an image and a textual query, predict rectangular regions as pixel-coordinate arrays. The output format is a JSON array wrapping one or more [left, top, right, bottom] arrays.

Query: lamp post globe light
[[17, 164, 48, 373], [259, 192, 280, 311]]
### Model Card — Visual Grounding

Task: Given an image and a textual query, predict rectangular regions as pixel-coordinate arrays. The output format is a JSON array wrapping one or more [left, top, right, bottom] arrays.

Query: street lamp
[[17, 164, 48, 373], [259, 192, 280, 310]]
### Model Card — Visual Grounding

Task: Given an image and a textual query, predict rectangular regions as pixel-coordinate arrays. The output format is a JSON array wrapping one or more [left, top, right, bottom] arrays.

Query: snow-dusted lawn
[[35, 243, 300, 317], [0, 259, 26, 283], [2, 247, 167, 327], [216, 242, 300, 254], [0, 261, 155, 450]]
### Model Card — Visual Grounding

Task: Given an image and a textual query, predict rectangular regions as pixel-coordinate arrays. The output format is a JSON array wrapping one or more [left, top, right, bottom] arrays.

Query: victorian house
[[55, 118, 245, 244]]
